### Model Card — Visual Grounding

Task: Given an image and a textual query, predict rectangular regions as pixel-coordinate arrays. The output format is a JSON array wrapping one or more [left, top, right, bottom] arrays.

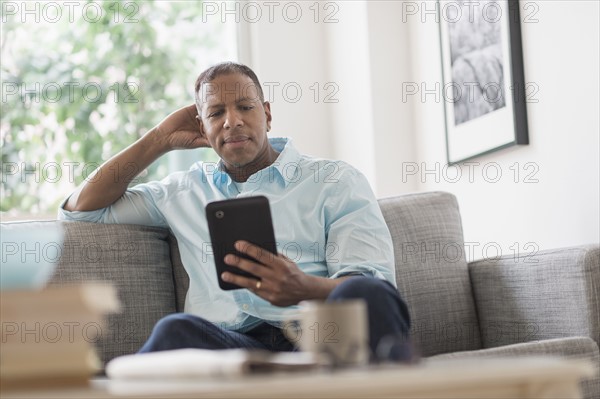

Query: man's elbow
[[62, 194, 97, 212]]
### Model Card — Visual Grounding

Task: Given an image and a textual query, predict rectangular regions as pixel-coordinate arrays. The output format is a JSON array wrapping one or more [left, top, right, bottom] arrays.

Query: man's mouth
[[223, 136, 250, 146]]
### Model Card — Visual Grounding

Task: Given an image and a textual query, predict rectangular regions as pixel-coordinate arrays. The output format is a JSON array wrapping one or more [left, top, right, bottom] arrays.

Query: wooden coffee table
[[2, 357, 596, 398]]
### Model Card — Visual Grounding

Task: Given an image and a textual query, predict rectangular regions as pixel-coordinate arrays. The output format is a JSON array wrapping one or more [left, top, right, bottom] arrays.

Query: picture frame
[[438, 0, 529, 164]]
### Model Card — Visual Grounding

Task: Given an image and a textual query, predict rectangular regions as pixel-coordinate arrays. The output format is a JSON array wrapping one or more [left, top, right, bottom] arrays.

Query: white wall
[[243, 1, 418, 195], [407, 0, 600, 256], [246, 0, 599, 254], [364, 1, 418, 197], [324, 1, 377, 186], [238, 2, 333, 160]]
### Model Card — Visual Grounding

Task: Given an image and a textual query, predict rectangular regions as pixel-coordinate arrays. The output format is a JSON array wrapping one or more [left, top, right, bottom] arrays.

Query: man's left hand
[[221, 240, 316, 307]]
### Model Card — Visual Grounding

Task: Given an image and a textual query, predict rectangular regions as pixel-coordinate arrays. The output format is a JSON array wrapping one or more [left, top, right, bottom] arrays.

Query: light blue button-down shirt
[[58, 138, 396, 331]]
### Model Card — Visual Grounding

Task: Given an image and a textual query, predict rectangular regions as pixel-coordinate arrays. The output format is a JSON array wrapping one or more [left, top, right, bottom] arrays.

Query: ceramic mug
[[284, 299, 370, 367]]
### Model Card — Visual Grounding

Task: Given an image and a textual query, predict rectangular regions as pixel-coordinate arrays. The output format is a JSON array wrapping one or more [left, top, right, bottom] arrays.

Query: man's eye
[[208, 111, 223, 118], [241, 106, 254, 111]]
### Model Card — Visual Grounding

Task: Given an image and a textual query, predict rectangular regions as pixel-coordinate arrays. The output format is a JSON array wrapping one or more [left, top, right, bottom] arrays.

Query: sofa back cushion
[[43, 221, 177, 365], [378, 192, 482, 356]]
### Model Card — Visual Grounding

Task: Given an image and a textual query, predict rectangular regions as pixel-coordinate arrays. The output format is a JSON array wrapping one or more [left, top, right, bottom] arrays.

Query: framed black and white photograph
[[439, 0, 529, 164]]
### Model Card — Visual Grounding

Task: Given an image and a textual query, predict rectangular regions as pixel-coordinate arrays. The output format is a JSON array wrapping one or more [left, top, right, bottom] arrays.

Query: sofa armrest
[[468, 244, 599, 350]]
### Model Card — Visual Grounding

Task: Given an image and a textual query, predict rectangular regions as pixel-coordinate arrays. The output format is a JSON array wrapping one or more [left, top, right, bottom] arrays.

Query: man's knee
[[328, 277, 411, 331], [152, 313, 209, 337]]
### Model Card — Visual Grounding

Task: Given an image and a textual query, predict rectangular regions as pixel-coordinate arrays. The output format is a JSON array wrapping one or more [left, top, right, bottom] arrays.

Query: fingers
[[222, 241, 307, 307], [185, 103, 199, 116], [221, 241, 280, 293], [223, 253, 274, 281], [234, 241, 279, 266], [221, 271, 263, 293], [221, 254, 270, 297]]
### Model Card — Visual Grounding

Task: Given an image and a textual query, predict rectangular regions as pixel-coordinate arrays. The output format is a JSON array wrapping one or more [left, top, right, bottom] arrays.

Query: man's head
[[194, 62, 274, 177], [194, 62, 265, 109]]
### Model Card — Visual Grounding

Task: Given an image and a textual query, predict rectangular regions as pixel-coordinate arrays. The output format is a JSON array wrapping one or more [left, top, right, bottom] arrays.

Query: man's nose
[[223, 110, 243, 129]]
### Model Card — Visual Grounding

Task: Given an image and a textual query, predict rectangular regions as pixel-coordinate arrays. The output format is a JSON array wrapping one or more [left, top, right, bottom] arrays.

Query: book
[[1, 347, 100, 379], [106, 348, 327, 380], [0, 283, 120, 390], [1, 283, 120, 317]]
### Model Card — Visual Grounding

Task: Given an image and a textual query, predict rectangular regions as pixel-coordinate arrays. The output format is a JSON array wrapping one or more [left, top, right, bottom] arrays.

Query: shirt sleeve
[[57, 180, 170, 228], [323, 166, 397, 287]]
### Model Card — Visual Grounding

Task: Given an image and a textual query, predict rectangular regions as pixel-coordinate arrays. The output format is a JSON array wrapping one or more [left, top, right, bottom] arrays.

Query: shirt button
[[242, 304, 249, 311]]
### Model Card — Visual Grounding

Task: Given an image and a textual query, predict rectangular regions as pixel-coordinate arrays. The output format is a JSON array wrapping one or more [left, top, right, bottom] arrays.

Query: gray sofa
[[6, 191, 599, 397]]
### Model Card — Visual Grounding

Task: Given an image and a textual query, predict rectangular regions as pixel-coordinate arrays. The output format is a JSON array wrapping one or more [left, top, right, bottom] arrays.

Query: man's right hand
[[152, 104, 211, 151]]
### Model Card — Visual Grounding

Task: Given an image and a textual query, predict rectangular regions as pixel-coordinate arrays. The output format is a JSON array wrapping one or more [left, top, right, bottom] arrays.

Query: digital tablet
[[206, 196, 277, 290]]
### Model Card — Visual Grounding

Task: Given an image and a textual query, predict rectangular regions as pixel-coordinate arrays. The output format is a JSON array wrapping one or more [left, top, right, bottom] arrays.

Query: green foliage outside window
[[1, 1, 229, 218]]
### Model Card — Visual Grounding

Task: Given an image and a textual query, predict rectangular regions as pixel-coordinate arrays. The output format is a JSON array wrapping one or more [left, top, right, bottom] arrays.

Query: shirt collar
[[205, 137, 300, 189], [267, 137, 301, 187]]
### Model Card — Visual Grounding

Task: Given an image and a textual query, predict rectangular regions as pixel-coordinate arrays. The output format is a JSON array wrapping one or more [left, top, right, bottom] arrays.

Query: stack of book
[[0, 283, 120, 390]]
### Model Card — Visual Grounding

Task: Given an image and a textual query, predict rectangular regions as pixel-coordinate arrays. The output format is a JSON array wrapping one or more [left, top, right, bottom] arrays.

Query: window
[[1, 1, 238, 220]]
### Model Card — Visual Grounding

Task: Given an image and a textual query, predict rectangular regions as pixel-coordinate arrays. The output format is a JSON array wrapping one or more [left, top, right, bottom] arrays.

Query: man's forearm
[[64, 129, 167, 212]]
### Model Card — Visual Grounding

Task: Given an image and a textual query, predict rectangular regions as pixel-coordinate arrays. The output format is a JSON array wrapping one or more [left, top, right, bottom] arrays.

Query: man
[[59, 62, 411, 360]]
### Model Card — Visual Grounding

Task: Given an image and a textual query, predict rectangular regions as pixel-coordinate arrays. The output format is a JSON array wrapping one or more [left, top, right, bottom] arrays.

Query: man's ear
[[264, 101, 272, 132]]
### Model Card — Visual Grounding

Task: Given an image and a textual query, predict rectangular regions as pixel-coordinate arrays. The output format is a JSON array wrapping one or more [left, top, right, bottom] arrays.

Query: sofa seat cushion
[[428, 336, 600, 399]]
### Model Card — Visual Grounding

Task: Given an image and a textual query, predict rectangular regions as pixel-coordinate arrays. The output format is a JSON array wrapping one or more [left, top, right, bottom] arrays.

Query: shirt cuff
[[334, 271, 366, 278], [329, 266, 387, 281]]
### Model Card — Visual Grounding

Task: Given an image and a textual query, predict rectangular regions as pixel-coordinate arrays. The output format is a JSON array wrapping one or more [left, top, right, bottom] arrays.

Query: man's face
[[197, 73, 272, 168]]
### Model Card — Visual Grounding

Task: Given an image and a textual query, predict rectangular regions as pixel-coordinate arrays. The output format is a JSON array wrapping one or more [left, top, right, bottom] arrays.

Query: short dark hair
[[194, 62, 265, 111]]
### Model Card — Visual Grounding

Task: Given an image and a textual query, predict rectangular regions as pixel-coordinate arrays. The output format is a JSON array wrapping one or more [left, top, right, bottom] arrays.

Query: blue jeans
[[138, 277, 412, 361]]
